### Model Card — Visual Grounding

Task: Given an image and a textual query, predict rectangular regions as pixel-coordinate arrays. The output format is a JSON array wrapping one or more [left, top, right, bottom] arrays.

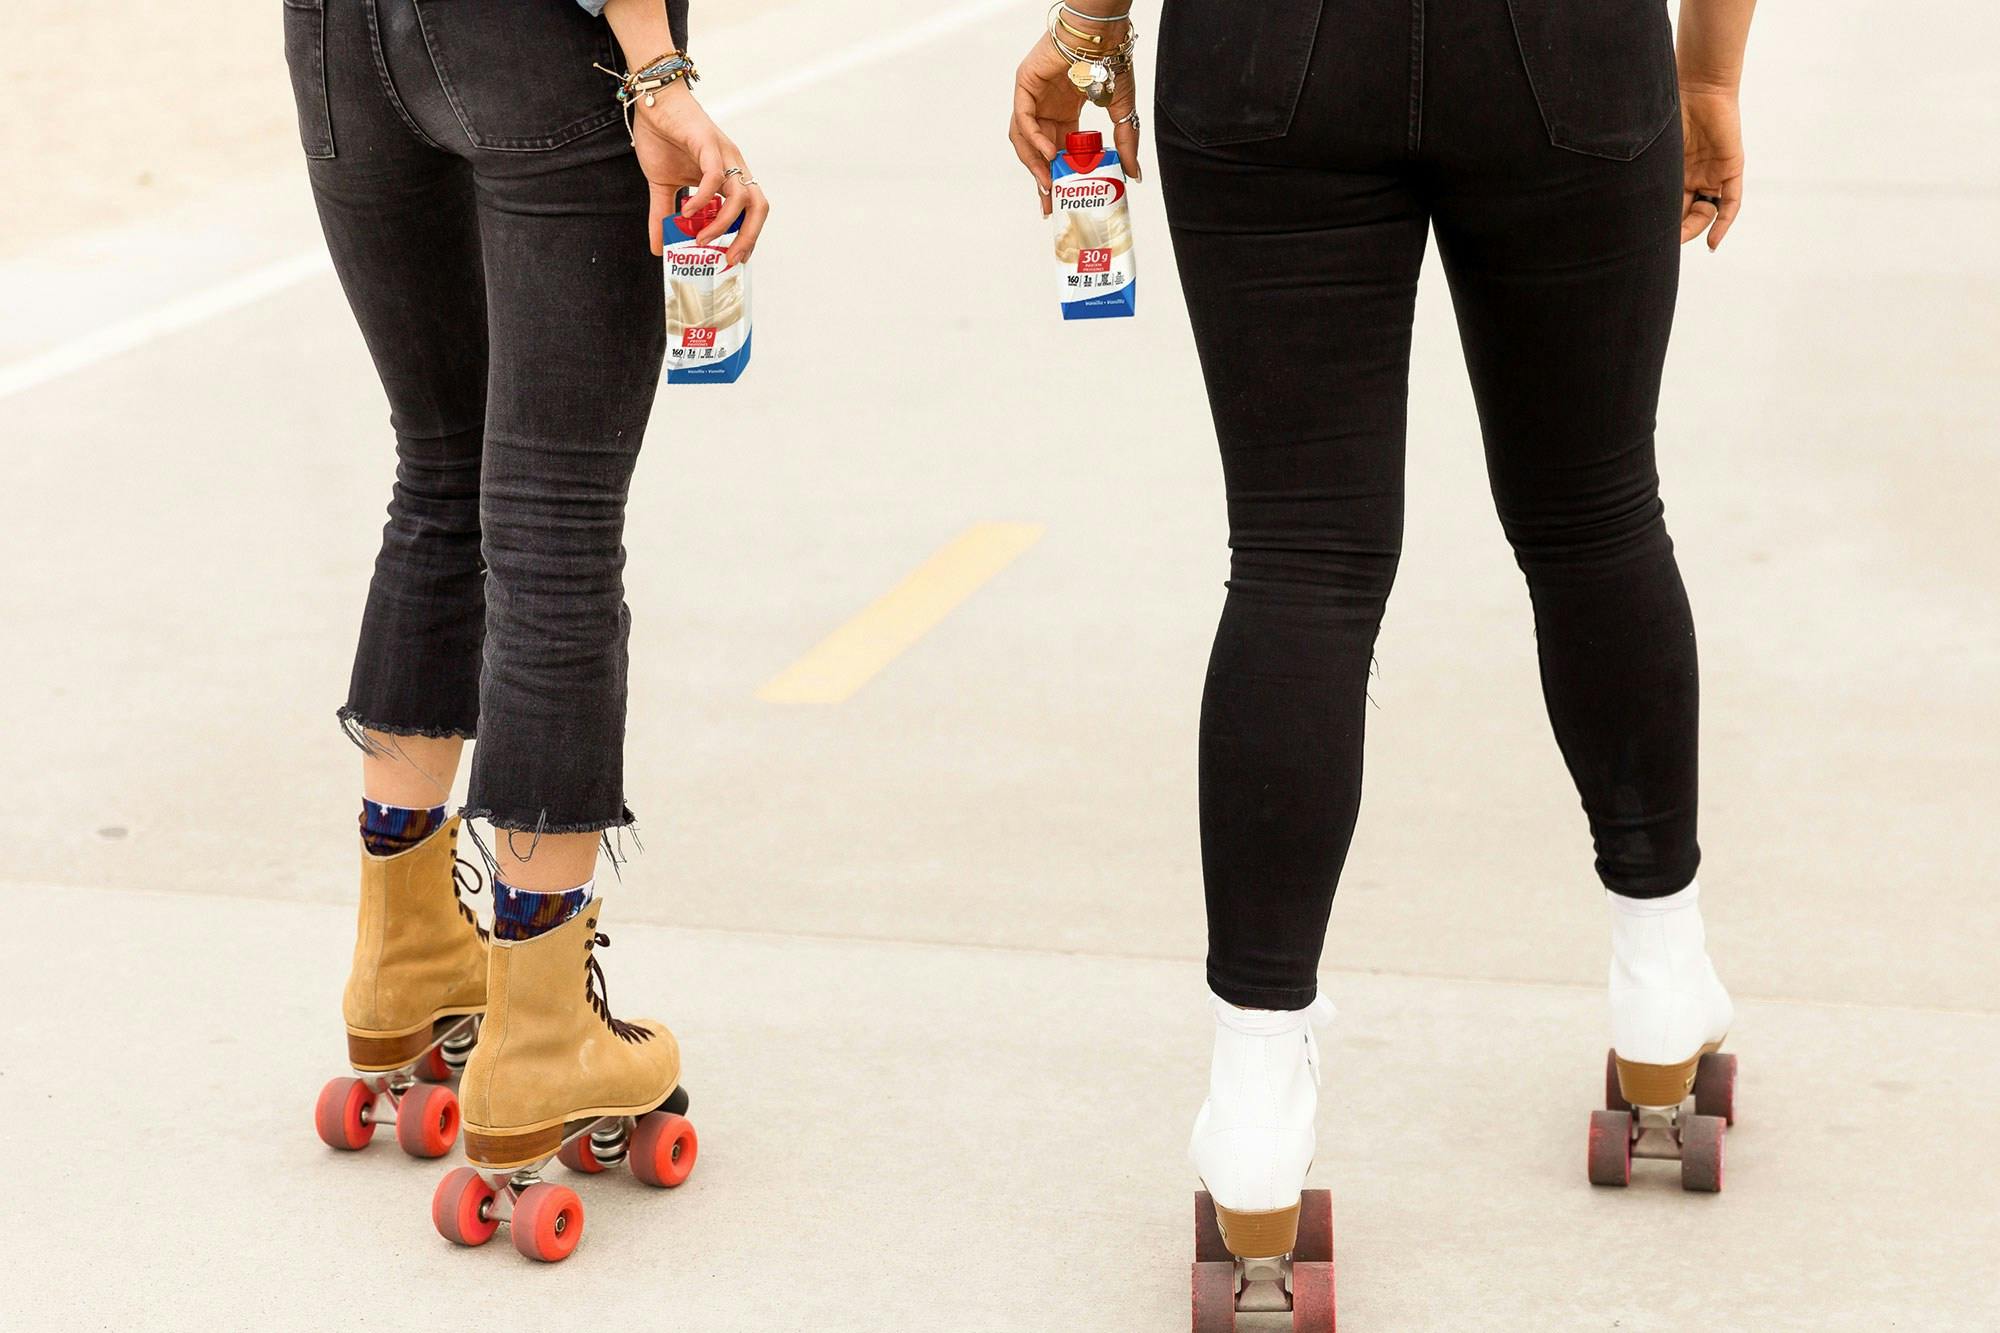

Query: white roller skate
[[1189, 991, 1337, 1331], [1588, 880, 1739, 1191]]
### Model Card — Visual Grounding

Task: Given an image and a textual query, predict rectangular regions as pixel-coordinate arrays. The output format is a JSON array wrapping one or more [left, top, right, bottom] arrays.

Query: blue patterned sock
[[361, 799, 448, 857], [493, 878, 595, 942]]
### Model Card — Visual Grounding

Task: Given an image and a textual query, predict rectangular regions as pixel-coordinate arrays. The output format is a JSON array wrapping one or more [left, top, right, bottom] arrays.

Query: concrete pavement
[[2, 0, 1997, 1328]]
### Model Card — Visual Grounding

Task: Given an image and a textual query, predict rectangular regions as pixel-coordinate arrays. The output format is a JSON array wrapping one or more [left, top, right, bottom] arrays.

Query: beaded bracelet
[[593, 50, 701, 143]]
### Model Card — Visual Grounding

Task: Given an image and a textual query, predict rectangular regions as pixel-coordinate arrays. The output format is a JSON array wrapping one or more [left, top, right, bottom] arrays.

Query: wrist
[[1052, 3, 1132, 45], [1678, 76, 1740, 99], [635, 78, 697, 125], [1676, 54, 1742, 95]]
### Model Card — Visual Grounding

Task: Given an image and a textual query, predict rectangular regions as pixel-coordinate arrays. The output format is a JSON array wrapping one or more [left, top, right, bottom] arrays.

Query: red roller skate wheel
[[1192, 1192, 1229, 1263], [1294, 1189, 1334, 1264], [314, 1076, 377, 1151], [557, 1135, 607, 1175], [1603, 1049, 1632, 1113], [395, 1082, 461, 1159], [1291, 1260, 1335, 1331], [416, 1045, 454, 1083], [511, 1183, 584, 1262], [432, 1167, 500, 1247], [1191, 1259, 1236, 1332], [1694, 1051, 1737, 1125], [629, 1111, 698, 1188], [1680, 1113, 1725, 1193], [1587, 1109, 1632, 1186]]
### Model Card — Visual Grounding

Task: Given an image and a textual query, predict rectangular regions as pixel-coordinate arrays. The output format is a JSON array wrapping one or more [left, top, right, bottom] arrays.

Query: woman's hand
[[1009, 24, 1143, 217], [633, 81, 769, 265], [1679, 85, 1745, 250]]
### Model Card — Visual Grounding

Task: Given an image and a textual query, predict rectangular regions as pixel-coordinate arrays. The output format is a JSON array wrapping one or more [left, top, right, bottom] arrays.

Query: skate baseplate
[[1192, 1189, 1334, 1331]]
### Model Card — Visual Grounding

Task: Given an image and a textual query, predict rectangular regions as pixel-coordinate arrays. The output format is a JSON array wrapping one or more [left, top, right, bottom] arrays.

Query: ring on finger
[[1692, 191, 1722, 209], [1116, 110, 1141, 130]]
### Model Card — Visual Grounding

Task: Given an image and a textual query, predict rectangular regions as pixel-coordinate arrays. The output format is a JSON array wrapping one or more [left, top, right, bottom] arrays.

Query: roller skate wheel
[[1587, 1109, 1631, 1187], [1679, 1113, 1726, 1193], [432, 1167, 500, 1247], [1603, 1048, 1631, 1113], [1190, 1259, 1236, 1331], [314, 1076, 377, 1151], [1294, 1189, 1335, 1264], [395, 1082, 461, 1158], [557, 1135, 607, 1175], [1291, 1260, 1335, 1331], [415, 1045, 454, 1083], [1694, 1051, 1737, 1125], [511, 1183, 584, 1263], [1192, 1192, 1229, 1264], [630, 1111, 698, 1188]]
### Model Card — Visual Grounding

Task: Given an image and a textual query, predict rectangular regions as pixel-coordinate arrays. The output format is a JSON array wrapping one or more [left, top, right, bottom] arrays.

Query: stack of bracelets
[[594, 49, 701, 142], [1046, 3, 1136, 108]]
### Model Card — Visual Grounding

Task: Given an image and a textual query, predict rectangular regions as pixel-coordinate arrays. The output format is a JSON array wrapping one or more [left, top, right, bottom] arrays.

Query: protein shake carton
[[1050, 130, 1136, 320], [663, 188, 752, 383]]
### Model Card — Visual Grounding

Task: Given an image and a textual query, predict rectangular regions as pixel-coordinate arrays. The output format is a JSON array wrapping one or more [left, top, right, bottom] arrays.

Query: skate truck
[[1588, 1046, 1738, 1191], [1191, 1188, 1336, 1331], [315, 1014, 482, 1159], [432, 1087, 697, 1262]]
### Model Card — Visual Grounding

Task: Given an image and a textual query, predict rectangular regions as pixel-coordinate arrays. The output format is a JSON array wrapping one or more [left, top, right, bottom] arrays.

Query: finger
[[1709, 184, 1742, 250], [1008, 122, 1055, 214], [1112, 114, 1143, 183], [697, 174, 751, 245], [1679, 192, 1710, 246], [726, 187, 769, 265], [1013, 88, 1061, 161], [648, 181, 676, 256], [1108, 85, 1143, 182], [684, 141, 726, 216]]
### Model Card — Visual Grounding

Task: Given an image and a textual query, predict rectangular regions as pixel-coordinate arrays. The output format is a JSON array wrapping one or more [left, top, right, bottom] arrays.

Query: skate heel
[[1211, 1198, 1302, 1260], [1614, 1041, 1720, 1108], [347, 1026, 439, 1072], [463, 1123, 567, 1171]]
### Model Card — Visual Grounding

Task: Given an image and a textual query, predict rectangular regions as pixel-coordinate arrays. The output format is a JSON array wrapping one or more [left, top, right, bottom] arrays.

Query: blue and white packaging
[[1050, 130, 1136, 320], [663, 190, 752, 383]]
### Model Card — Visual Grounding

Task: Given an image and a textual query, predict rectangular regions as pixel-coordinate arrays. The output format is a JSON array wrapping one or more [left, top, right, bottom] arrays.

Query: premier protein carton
[[663, 189, 751, 383], [1050, 129, 1136, 320]]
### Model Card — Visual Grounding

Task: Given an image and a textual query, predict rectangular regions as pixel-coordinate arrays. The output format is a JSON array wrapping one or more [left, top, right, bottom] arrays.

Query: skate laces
[[1212, 993, 1337, 1086], [585, 931, 652, 1044], [451, 856, 490, 942]]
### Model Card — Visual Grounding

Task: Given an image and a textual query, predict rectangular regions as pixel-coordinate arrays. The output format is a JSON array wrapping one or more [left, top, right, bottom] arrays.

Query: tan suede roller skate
[[431, 901, 696, 1262], [313, 817, 488, 1159]]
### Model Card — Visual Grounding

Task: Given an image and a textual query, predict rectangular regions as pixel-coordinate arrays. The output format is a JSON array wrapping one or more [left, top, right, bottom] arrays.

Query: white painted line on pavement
[[0, 0, 1019, 405], [0, 250, 333, 403], [704, 0, 1017, 120]]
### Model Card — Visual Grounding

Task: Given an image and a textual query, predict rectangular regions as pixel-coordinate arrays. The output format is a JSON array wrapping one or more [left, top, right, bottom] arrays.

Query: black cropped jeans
[[1156, 0, 1700, 1008], [283, 0, 686, 833]]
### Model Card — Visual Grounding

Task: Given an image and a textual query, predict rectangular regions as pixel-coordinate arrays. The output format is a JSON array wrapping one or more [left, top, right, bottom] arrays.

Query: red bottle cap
[[1065, 130, 1103, 157], [685, 192, 723, 228]]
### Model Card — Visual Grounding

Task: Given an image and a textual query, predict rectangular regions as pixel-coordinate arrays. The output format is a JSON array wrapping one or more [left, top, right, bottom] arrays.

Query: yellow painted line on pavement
[[757, 521, 1045, 705]]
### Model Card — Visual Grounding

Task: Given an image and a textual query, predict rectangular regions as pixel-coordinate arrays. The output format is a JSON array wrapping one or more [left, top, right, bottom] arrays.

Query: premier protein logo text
[[1053, 177, 1123, 210]]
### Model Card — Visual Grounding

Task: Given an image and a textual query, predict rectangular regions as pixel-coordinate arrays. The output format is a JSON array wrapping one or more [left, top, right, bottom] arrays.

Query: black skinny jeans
[[283, 0, 687, 833], [1157, 0, 1700, 1008]]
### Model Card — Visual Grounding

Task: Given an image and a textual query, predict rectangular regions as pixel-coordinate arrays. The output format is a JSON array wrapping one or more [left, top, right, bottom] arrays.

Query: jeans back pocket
[[1156, 0, 1325, 147], [1505, 0, 1677, 160], [413, 0, 621, 152], [282, 0, 335, 159]]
